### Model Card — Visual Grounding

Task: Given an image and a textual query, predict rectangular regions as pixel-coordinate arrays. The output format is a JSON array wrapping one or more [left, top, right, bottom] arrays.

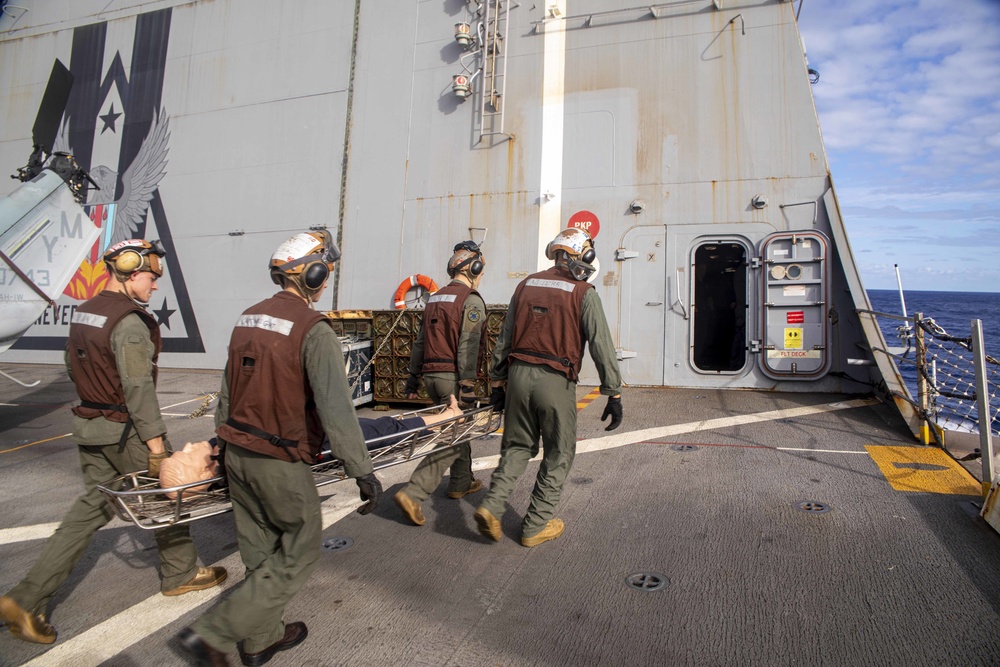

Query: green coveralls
[[194, 322, 373, 654], [480, 288, 622, 538], [5, 313, 198, 617], [401, 289, 485, 500]]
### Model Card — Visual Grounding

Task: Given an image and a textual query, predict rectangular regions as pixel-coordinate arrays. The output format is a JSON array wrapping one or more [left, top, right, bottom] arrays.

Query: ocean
[[866, 289, 1000, 434], [867, 289, 1000, 352]]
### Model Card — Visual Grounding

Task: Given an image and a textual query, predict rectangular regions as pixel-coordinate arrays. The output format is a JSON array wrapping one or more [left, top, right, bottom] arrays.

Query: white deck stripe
[[22, 493, 360, 666], [0, 522, 63, 545], [473, 397, 879, 471], [15, 397, 878, 663], [776, 447, 870, 454]]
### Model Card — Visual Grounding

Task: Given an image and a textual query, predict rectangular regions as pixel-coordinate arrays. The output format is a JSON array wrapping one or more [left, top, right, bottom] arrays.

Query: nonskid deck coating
[[1, 364, 999, 666]]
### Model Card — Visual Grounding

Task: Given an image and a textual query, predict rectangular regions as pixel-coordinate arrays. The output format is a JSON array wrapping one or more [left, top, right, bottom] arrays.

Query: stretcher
[[97, 404, 501, 530]]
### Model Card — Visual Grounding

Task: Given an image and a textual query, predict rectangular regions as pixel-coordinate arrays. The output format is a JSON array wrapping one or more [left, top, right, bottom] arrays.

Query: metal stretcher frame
[[96, 405, 501, 530]]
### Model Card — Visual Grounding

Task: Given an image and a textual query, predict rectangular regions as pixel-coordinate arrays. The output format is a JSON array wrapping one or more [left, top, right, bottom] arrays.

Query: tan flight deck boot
[[474, 507, 502, 542], [521, 518, 565, 548], [447, 479, 483, 499], [162, 566, 228, 597], [394, 490, 426, 526], [0, 595, 57, 644]]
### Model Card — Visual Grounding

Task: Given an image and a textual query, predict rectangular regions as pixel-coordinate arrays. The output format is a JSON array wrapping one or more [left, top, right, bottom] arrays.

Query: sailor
[[0, 239, 227, 645], [394, 241, 488, 526], [177, 230, 383, 667], [475, 228, 624, 547]]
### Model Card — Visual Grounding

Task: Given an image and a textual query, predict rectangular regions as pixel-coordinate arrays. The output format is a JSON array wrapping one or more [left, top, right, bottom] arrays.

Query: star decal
[[100, 103, 122, 134], [153, 298, 176, 329]]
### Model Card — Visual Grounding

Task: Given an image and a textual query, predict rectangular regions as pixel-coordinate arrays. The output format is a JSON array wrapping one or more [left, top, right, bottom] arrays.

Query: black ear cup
[[581, 248, 596, 265], [303, 262, 329, 290], [450, 254, 484, 277]]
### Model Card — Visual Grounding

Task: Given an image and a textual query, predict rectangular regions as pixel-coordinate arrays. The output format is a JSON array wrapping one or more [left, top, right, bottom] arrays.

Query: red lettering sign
[[787, 311, 804, 324], [568, 210, 600, 238]]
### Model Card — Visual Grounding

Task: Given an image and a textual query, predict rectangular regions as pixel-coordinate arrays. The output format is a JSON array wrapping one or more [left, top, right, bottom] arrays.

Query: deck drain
[[794, 500, 831, 514], [625, 573, 669, 592], [322, 537, 354, 552], [671, 444, 698, 452]]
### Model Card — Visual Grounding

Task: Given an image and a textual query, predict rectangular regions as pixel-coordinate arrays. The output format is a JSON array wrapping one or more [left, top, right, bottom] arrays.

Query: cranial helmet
[[447, 240, 486, 278], [103, 239, 166, 279], [269, 229, 341, 292], [545, 228, 596, 280]]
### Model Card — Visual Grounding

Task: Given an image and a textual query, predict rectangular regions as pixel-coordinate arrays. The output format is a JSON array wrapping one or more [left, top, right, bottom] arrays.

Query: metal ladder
[[476, 0, 512, 144]]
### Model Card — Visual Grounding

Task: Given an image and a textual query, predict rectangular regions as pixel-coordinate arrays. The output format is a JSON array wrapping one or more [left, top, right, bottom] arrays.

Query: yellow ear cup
[[115, 250, 142, 273]]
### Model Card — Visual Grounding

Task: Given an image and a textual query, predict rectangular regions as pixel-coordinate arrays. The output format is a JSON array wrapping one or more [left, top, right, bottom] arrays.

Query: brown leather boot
[[238, 621, 308, 666], [177, 627, 230, 666]]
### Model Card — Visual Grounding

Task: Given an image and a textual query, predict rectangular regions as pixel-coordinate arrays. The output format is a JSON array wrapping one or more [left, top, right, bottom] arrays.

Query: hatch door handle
[[616, 348, 637, 360], [646, 301, 663, 306], [615, 249, 639, 261], [673, 269, 689, 320]]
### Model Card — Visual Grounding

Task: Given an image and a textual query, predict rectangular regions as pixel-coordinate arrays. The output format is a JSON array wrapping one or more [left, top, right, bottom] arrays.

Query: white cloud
[[799, 0, 1000, 292]]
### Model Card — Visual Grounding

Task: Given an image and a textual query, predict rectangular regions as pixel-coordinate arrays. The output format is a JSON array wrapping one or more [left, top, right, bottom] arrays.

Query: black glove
[[404, 374, 420, 396], [488, 386, 506, 413], [601, 396, 623, 431], [355, 473, 383, 515], [458, 383, 477, 408]]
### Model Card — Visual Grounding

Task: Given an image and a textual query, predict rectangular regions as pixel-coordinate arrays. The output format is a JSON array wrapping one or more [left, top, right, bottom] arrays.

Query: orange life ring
[[393, 274, 439, 309]]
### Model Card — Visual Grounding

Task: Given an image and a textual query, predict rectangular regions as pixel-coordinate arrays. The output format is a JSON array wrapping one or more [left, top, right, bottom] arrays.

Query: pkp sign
[[568, 210, 600, 239]]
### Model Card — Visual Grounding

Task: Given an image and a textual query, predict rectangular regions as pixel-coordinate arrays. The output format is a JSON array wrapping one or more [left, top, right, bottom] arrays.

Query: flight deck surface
[[1, 364, 998, 666]]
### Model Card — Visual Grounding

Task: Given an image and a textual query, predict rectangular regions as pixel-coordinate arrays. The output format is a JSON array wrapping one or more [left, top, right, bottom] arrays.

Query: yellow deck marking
[[866, 445, 981, 495], [576, 387, 602, 411], [0, 432, 71, 454]]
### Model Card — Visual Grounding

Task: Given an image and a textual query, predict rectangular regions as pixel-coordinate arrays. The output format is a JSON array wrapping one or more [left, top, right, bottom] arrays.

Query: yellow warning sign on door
[[784, 327, 803, 349]]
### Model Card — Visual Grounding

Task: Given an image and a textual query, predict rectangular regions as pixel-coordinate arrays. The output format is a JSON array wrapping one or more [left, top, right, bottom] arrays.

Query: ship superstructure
[[0, 0, 904, 413]]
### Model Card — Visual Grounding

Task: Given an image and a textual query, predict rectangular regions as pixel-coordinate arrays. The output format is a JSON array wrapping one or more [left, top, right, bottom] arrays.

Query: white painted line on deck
[[12, 397, 878, 664], [20, 492, 361, 666], [0, 522, 63, 545], [471, 397, 879, 471], [777, 447, 871, 454], [161, 396, 214, 410]]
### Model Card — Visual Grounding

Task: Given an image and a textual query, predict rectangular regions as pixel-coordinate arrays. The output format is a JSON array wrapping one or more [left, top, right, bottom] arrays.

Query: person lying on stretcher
[[159, 396, 467, 498]]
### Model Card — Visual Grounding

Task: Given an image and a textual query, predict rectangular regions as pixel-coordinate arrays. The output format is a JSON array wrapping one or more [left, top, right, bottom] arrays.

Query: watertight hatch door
[[756, 230, 831, 380], [617, 225, 666, 386]]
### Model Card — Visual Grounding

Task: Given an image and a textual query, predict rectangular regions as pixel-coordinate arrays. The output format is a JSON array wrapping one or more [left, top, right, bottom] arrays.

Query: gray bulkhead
[[0, 0, 898, 402], [344, 0, 886, 394]]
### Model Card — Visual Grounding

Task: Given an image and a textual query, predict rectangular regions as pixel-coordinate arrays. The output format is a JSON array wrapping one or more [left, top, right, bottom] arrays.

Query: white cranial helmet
[[546, 228, 596, 280]]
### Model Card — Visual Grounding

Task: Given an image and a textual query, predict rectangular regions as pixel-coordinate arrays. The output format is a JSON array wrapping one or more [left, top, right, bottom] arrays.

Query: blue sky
[[798, 0, 1000, 293]]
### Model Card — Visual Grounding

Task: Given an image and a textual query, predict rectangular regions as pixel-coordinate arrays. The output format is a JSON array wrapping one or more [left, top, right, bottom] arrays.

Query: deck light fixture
[[454, 23, 473, 49], [452, 74, 471, 99]]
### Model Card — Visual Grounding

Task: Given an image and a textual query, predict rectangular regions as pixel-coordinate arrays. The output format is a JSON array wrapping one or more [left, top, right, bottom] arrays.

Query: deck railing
[[863, 309, 999, 493]]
